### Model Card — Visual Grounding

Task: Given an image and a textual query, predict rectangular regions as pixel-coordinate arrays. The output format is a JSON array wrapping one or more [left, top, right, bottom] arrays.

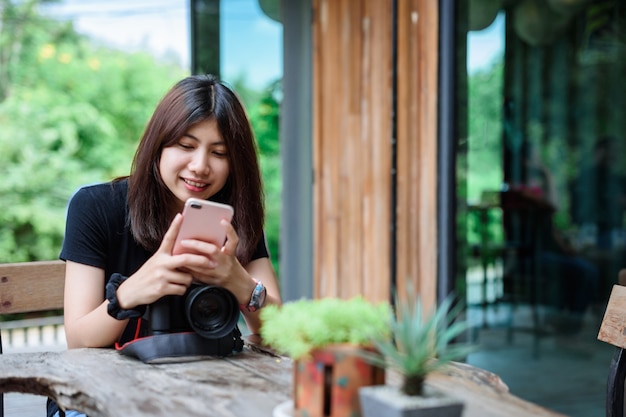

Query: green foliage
[[0, 1, 282, 272], [260, 297, 392, 359], [465, 61, 504, 246], [467, 62, 504, 204], [248, 79, 281, 275], [259, 151, 281, 273], [0, 86, 102, 260], [0, 0, 63, 100], [0, 3, 188, 262], [466, 207, 504, 248], [362, 292, 475, 396]]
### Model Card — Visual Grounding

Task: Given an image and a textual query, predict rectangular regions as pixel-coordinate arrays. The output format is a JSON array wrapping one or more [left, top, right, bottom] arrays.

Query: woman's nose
[[189, 151, 210, 174]]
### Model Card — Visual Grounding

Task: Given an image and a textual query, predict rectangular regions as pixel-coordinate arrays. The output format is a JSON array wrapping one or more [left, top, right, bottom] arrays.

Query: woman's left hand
[[176, 220, 255, 304]]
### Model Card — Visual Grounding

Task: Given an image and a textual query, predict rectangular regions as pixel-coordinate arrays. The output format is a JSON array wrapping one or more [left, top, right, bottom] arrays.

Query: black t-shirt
[[60, 179, 269, 285], [60, 180, 152, 279], [49, 179, 268, 417]]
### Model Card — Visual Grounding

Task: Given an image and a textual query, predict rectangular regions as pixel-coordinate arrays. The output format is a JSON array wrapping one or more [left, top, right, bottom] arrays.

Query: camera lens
[[185, 285, 240, 339]]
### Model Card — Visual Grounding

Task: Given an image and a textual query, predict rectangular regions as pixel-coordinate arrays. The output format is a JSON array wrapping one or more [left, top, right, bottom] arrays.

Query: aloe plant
[[362, 292, 475, 396]]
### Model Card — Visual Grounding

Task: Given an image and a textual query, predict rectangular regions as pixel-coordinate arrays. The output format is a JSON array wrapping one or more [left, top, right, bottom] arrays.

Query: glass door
[[458, 2, 625, 416]]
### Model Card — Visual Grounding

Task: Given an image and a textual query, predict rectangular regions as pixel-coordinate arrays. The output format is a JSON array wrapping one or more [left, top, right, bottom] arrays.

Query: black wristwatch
[[246, 280, 267, 312], [105, 273, 145, 320]]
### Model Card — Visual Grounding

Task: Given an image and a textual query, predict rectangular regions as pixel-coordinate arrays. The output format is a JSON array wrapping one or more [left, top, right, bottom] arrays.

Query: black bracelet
[[105, 273, 146, 320]]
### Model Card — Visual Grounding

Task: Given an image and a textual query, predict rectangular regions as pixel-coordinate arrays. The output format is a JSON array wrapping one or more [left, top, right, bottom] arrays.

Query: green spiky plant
[[361, 291, 475, 397], [259, 296, 392, 359]]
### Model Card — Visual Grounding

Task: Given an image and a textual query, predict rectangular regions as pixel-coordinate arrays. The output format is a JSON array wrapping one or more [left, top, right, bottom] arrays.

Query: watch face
[[247, 282, 267, 312]]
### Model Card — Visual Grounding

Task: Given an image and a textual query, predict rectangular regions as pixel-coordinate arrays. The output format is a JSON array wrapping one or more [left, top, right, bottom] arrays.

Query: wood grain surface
[[0, 345, 292, 417], [0, 260, 65, 314], [0, 342, 566, 417], [598, 284, 626, 349]]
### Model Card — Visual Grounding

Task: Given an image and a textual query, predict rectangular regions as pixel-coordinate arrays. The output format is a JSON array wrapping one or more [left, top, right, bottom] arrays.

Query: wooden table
[[0, 340, 565, 417], [1, 341, 292, 417]]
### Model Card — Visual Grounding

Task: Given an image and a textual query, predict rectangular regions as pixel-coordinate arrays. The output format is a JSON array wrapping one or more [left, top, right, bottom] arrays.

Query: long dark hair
[[127, 74, 264, 264]]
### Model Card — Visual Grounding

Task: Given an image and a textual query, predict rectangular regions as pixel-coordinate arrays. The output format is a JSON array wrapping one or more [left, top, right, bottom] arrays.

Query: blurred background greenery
[[0, 0, 504, 278], [0, 0, 282, 274]]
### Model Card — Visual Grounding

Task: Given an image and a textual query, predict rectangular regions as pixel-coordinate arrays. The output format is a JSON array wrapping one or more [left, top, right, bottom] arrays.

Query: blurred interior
[[461, 1, 625, 416]]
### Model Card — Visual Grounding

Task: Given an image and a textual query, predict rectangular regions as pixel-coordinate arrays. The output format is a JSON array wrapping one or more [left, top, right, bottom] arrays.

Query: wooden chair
[[598, 269, 626, 417], [0, 260, 66, 417]]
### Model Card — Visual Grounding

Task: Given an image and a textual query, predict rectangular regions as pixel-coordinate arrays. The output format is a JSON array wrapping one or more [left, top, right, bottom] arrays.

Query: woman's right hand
[[116, 213, 199, 309]]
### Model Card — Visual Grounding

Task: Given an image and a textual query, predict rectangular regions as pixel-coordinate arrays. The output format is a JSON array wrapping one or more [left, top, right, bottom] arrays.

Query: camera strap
[[115, 318, 244, 363]]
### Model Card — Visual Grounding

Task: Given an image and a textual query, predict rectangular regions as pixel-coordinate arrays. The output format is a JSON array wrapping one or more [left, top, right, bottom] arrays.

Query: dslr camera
[[148, 283, 240, 339]]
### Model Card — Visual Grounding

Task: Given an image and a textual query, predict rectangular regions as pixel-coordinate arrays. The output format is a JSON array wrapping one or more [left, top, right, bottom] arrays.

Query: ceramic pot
[[293, 344, 384, 417], [359, 385, 464, 417]]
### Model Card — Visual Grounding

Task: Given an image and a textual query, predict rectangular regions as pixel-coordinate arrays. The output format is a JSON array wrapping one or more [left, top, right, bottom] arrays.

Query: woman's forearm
[[241, 292, 281, 335], [64, 301, 129, 348]]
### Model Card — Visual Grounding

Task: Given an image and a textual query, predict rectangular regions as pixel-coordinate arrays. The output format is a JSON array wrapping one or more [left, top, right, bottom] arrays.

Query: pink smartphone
[[172, 198, 234, 255]]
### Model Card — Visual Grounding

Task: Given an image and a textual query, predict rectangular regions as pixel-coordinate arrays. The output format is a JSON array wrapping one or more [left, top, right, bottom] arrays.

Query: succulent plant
[[361, 291, 475, 396]]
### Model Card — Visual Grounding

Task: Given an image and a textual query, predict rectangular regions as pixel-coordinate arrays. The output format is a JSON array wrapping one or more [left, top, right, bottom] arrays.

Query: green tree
[[467, 61, 503, 202], [0, 3, 186, 262], [0, 1, 283, 272], [0, 0, 71, 101], [466, 61, 504, 246], [248, 79, 281, 274]]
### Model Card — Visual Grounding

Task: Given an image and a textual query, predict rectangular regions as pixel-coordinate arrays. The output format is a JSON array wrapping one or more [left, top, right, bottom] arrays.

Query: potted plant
[[260, 296, 392, 417], [357, 291, 475, 417]]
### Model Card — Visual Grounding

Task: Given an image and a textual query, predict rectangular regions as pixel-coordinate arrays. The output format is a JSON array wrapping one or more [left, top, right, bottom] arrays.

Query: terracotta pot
[[293, 344, 385, 417]]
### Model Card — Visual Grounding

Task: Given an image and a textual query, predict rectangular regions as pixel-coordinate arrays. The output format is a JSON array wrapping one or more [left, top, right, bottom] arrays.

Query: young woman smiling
[[48, 74, 280, 417]]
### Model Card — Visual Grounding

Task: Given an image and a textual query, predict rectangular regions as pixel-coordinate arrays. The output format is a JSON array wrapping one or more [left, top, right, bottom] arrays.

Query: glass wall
[[191, 0, 283, 273], [459, 2, 625, 416]]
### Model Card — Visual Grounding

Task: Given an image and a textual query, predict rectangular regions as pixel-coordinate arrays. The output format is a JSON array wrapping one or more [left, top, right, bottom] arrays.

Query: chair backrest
[[0, 260, 65, 315], [0, 260, 65, 417]]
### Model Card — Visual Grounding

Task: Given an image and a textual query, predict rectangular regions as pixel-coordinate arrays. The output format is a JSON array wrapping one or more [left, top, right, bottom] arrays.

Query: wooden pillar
[[312, 0, 439, 309], [395, 0, 439, 312], [312, 0, 393, 302]]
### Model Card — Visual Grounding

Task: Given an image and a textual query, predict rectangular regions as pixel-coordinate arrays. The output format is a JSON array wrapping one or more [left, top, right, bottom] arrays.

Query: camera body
[[148, 283, 240, 339]]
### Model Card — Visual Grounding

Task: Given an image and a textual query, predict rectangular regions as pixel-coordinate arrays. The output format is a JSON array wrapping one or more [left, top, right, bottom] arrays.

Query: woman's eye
[[212, 148, 228, 157], [178, 142, 194, 149]]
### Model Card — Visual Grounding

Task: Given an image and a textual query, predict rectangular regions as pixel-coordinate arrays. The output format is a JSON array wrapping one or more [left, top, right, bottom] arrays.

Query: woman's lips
[[183, 178, 209, 191]]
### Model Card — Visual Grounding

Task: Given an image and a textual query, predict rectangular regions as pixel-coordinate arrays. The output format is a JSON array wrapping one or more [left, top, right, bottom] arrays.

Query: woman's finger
[[221, 220, 239, 256], [159, 213, 183, 254]]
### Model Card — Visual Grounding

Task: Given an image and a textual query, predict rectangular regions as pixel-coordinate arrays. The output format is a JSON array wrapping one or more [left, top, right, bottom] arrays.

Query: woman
[[49, 74, 281, 417]]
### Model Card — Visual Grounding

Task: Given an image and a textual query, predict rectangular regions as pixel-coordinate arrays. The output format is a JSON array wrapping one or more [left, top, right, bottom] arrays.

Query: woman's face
[[159, 118, 230, 211]]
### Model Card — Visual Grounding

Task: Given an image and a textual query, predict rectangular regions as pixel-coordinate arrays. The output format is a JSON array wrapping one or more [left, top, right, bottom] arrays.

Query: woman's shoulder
[[68, 179, 129, 214], [70, 179, 128, 203]]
